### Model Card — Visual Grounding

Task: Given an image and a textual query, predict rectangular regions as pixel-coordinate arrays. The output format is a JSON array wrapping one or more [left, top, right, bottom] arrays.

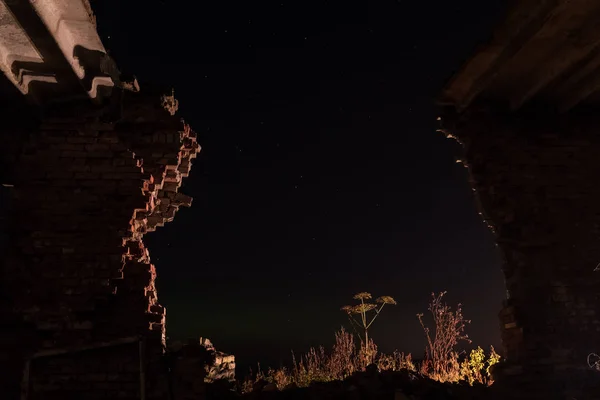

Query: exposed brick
[[1, 90, 201, 400]]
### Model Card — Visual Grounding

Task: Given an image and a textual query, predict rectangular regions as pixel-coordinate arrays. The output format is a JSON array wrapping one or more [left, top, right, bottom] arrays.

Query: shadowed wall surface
[[0, 89, 200, 399], [440, 1, 600, 398]]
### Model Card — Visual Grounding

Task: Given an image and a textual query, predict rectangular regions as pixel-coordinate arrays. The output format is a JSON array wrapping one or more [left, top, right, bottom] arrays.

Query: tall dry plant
[[341, 292, 396, 361], [358, 338, 378, 369], [417, 291, 471, 382], [377, 350, 416, 372], [292, 346, 330, 385], [327, 327, 357, 379], [271, 367, 292, 390]]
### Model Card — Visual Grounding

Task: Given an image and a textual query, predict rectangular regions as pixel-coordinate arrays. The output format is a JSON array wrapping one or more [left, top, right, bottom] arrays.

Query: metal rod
[[139, 336, 146, 400], [30, 336, 140, 359], [20, 360, 30, 400]]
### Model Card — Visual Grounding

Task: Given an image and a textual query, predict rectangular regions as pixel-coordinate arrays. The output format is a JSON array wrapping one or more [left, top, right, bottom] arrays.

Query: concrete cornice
[[0, 0, 114, 103], [440, 1, 600, 114]]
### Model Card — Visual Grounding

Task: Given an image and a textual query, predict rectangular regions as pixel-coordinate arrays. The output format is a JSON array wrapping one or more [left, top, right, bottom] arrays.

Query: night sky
[[93, 0, 508, 372]]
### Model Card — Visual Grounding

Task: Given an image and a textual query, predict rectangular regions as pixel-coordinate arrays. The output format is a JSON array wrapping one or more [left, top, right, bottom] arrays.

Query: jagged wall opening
[[0, 88, 200, 400], [439, 106, 600, 399]]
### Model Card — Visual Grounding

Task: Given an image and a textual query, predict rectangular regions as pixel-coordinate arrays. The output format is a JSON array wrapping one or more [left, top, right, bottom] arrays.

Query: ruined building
[[2, 0, 600, 400], [440, 2, 600, 399], [0, 1, 203, 398]]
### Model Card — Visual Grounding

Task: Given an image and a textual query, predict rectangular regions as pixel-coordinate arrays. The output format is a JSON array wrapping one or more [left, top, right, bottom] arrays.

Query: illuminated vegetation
[[241, 292, 501, 392], [341, 292, 397, 365]]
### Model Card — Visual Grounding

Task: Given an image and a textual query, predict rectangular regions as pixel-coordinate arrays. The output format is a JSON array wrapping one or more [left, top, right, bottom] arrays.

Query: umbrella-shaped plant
[[341, 292, 396, 358]]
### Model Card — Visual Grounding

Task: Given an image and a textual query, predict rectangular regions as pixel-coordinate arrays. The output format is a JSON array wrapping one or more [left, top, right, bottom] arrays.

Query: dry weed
[[240, 291, 499, 392], [417, 291, 471, 382]]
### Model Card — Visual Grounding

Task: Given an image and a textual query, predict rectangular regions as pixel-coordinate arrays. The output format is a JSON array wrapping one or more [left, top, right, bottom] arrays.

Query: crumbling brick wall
[[0, 88, 199, 400], [167, 337, 236, 399], [441, 107, 600, 399]]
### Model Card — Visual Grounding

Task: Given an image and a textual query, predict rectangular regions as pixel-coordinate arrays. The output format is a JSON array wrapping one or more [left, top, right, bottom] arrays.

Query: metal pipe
[[139, 335, 146, 400], [20, 359, 31, 400], [165, 350, 175, 400], [21, 335, 141, 400], [31, 336, 140, 360]]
